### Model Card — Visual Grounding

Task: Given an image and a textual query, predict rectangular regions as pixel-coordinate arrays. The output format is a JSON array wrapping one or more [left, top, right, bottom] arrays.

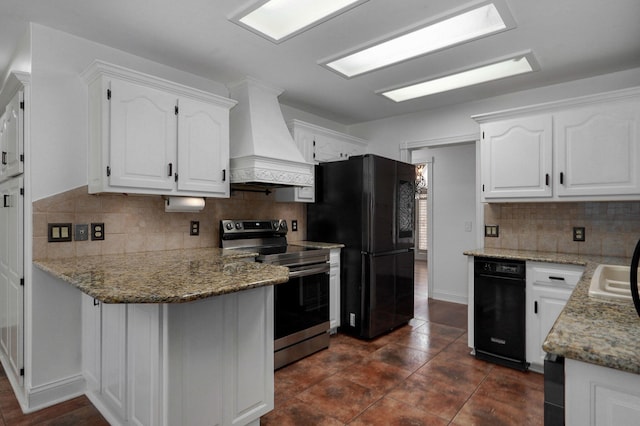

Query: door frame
[[400, 132, 483, 301]]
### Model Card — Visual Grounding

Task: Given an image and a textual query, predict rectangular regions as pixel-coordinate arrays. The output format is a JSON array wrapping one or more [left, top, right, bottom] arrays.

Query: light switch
[[484, 224, 499, 238], [48, 223, 72, 242]]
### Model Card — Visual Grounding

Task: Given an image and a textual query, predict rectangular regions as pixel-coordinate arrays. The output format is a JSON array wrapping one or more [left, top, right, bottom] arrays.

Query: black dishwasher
[[474, 257, 528, 371]]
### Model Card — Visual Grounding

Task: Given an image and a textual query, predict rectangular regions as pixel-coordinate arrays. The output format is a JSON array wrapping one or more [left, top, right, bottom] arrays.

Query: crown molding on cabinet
[[472, 85, 640, 123]]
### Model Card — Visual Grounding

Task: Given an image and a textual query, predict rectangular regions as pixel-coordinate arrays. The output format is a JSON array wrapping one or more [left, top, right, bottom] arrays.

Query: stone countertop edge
[[289, 241, 345, 249], [465, 248, 640, 375], [33, 247, 289, 304]]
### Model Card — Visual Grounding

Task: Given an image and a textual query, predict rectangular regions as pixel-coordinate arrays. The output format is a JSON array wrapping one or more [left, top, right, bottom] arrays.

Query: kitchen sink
[[588, 264, 636, 301]]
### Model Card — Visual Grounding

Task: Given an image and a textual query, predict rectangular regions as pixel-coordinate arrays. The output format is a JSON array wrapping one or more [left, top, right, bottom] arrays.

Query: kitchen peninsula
[[34, 248, 289, 426]]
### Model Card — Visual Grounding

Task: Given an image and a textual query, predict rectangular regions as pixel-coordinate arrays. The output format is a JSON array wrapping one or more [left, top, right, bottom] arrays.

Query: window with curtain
[[417, 192, 427, 252]]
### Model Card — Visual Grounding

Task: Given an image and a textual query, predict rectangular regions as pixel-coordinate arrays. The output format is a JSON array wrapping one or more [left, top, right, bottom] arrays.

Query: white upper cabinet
[[276, 120, 367, 203], [109, 79, 177, 191], [177, 97, 230, 194], [83, 61, 236, 198], [481, 115, 553, 200], [0, 89, 24, 182], [554, 98, 640, 197], [475, 87, 640, 202]]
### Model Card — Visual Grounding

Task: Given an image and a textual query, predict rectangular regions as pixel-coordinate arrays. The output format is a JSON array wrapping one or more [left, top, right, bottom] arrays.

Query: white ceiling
[[2, 0, 640, 125]]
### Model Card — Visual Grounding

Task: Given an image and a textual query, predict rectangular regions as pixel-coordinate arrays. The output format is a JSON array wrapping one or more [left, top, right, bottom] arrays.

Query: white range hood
[[228, 78, 313, 187]]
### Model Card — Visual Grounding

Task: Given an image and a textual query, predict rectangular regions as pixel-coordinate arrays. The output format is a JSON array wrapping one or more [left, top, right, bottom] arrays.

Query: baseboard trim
[[430, 292, 468, 305], [25, 373, 86, 413]]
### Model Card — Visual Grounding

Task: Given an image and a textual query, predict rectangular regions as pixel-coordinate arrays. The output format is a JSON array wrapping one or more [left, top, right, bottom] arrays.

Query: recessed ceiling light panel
[[379, 52, 538, 102], [322, 1, 515, 78], [231, 0, 368, 43]]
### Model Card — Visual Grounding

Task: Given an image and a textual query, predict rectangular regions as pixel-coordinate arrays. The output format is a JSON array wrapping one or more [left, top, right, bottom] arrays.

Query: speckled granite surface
[[465, 248, 640, 374], [34, 248, 289, 304], [290, 241, 345, 249]]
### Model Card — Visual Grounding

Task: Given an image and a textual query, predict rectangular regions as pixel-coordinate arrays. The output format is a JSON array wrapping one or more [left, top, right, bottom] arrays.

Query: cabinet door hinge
[[20, 188, 24, 196], [107, 89, 111, 100], [106, 166, 111, 177], [174, 173, 178, 182], [20, 368, 24, 376], [19, 101, 24, 110], [20, 278, 24, 286], [175, 105, 179, 115]]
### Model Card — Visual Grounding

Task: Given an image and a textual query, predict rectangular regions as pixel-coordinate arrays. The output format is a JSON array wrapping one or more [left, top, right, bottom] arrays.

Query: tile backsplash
[[33, 186, 306, 260], [484, 201, 640, 257]]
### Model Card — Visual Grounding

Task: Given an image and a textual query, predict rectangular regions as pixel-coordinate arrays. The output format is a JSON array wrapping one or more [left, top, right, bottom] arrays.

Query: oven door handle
[[288, 263, 330, 278]]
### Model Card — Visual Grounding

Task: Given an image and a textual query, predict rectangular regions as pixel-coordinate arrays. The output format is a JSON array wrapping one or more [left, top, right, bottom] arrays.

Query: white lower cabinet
[[83, 286, 273, 426], [525, 262, 584, 372], [329, 248, 341, 331], [566, 358, 640, 426]]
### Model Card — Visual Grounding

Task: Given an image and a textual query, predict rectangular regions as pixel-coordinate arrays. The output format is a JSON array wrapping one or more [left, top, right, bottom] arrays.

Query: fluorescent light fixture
[[164, 197, 205, 213], [232, 0, 368, 43], [380, 54, 536, 102], [325, 2, 511, 78]]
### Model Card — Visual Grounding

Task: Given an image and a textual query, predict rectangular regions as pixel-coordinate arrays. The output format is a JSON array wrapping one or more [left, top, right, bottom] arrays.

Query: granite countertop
[[289, 241, 345, 249], [34, 248, 289, 304], [465, 248, 640, 375]]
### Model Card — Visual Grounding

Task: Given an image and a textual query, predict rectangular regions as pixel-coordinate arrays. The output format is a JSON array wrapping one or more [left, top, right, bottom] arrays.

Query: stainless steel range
[[220, 219, 330, 369]]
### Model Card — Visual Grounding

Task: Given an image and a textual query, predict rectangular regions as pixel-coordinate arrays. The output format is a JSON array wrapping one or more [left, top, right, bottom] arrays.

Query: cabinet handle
[[1, 151, 6, 165], [93, 298, 100, 306], [560, 172, 564, 185], [222, 169, 226, 181], [545, 173, 549, 186], [549, 276, 565, 281], [168, 163, 173, 177], [534, 301, 538, 314], [3, 195, 9, 207]]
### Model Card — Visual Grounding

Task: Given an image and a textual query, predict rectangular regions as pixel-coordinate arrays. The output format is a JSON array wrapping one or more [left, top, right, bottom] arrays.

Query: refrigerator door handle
[[630, 238, 640, 317]]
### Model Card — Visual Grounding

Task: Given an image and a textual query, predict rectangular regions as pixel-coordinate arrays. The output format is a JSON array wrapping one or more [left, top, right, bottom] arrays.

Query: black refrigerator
[[307, 154, 415, 339]]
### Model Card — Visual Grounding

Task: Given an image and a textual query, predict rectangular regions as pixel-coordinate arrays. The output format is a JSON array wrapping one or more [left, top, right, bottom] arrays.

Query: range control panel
[[220, 219, 288, 238]]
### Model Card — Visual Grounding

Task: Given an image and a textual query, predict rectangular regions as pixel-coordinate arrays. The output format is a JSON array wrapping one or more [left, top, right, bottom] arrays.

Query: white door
[[109, 79, 177, 191], [127, 304, 162, 426], [177, 97, 229, 195], [555, 99, 640, 197], [0, 177, 23, 381], [82, 294, 102, 393], [527, 285, 570, 368], [481, 115, 553, 199], [102, 303, 127, 419]]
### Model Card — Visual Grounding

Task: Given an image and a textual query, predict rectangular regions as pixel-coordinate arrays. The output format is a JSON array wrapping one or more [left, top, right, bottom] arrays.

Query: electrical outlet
[[573, 227, 585, 242], [48, 223, 72, 242], [75, 224, 89, 241], [91, 223, 105, 241], [190, 221, 200, 236], [349, 313, 356, 327], [291, 220, 298, 232]]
